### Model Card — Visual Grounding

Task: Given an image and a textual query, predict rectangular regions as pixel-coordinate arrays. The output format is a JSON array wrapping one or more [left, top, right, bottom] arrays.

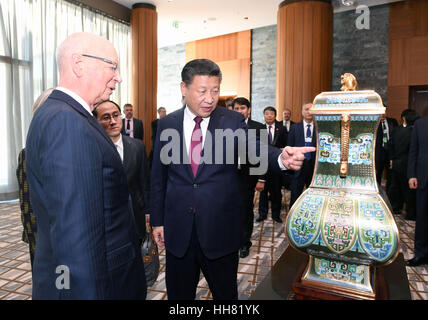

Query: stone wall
[[157, 43, 186, 114], [250, 24, 277, 123], [332, 5, 389, 104]]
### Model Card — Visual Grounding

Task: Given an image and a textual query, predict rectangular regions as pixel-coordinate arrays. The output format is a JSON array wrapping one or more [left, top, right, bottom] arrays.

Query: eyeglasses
[[99, 112, 121, 123], [81, 54, 118, 71]]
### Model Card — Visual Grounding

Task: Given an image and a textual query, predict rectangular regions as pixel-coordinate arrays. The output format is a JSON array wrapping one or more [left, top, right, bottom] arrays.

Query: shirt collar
[[115, 134, 123, 149], [56, 87, 93, 116]]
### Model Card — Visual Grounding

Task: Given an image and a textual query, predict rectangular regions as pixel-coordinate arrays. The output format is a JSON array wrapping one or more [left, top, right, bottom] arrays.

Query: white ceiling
[[113, 0, 403, 48]]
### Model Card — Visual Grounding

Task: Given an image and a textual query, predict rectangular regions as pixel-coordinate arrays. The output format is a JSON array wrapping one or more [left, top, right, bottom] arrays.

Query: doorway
[[409, 85, 428, 117]]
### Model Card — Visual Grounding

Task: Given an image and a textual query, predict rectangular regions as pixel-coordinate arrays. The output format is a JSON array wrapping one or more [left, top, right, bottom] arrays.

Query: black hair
[[92, 100, 121, 117], [405, 110, 420, 126], [232, 97, 251, 109], [181, 59, 222, 86], [400, 108, 412, 118], [263, 106, 277, 116]]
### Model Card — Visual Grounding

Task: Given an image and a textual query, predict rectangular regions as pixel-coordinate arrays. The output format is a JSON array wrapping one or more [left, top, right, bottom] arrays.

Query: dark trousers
[[258, 171, 282, 220], [415, 186, 428, 258], [388, 170, 416, 218], [165, 224, 239, 300], [290, 159, 314, 208]]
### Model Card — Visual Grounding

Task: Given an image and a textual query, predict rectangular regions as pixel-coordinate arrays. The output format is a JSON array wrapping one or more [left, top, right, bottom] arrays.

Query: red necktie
[[190, 116, 203, 177]]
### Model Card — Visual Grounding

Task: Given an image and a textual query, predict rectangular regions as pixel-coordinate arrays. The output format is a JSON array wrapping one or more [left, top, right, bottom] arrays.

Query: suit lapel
[[172, 107, 193, 178], [273, 122, 280, 146]]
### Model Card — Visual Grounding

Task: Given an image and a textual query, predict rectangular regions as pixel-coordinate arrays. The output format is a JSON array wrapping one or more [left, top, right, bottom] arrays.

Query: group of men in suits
[[240, 103, 316, 225], [229, 99, 317, 260], [25, 32, 314, 300]]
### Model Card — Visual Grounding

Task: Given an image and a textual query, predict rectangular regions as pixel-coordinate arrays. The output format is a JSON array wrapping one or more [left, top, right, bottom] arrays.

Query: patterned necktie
[[190, 116, 203, 177], [305, 124, 312, 160], [268, 125, 273, 145]]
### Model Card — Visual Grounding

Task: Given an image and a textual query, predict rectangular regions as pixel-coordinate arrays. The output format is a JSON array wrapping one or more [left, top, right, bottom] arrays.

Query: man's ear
[[180, 82, 187, 100], [71, 53, 84, 78]]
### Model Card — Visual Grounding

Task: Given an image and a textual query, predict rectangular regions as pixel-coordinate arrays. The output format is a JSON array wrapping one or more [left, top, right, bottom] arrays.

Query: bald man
[[26, 32, 147, 299]]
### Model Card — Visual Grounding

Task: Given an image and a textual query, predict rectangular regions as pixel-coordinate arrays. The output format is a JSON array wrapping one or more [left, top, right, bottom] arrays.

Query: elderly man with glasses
[[25, 32, 147, 299]]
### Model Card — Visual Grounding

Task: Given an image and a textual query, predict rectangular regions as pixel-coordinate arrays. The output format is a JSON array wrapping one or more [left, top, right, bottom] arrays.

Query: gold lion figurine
[[340, 73, 358, 91]]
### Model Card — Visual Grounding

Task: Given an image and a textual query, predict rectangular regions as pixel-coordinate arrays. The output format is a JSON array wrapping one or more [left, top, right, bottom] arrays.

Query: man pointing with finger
[[150, 59, 315, 300]]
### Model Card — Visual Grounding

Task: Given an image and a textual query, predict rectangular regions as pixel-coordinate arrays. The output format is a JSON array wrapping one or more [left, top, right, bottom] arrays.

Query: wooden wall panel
[[387, 86, 409, 120], [131, 5, 157, 152], [408, 36, 428, 85], [388, 38, 409, 87], [185, 31, 251, 100], [276, 0, 333, 123], [388, 0, 428, 118]]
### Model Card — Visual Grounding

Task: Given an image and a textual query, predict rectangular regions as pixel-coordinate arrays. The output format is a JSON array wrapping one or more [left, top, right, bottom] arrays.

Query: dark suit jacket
[[387, 125, 413, 176], [375, 117, 398, 173], [408, 117, 428, 189], [26, 90, 146, 299], [282, 120, 295, 133], [122, 117, 144, 140], [287, 121, 316, 176], [240, 119, 267, 183], [151, 119, 158, 147], [150, 106, 282, 260], [122, 135, 150, 240], [266, 121, 288, 149]]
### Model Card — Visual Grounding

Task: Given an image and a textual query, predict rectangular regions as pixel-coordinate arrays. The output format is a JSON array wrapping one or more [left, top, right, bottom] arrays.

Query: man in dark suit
[[25, 32, 146, 299], [150, 59, 315, 300], [232, 97, 266, 258], [257, 106, 288, 223], [287, 102, 317, 208], [122, 103, 144, 140], [407, 116, 428, 267], [387, 109, 419, 219], [375, 112, 398, 189], [281, 108, 295, 194], [282, 108, 295, 133], [94, 100, 150, 242]]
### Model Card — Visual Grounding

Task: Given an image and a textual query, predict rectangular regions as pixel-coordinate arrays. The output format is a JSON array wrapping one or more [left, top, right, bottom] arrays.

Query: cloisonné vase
[[285, 89, 399, 299]]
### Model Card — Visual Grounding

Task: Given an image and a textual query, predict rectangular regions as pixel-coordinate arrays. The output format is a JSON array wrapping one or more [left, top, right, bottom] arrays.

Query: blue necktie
[[305, 124, 311, 160], [268, 125, 273, 145]]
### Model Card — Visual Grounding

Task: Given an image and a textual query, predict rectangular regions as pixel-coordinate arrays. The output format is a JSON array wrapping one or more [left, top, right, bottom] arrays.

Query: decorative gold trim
[[340, 113, 351, 177]]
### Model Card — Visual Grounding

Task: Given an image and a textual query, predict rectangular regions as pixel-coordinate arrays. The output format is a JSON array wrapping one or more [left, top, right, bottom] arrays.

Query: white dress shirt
[[114, 135, 124, 162], [266, 122, 276, 137], [183, 105, 210, 154], [56, 87, 93, 116]]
